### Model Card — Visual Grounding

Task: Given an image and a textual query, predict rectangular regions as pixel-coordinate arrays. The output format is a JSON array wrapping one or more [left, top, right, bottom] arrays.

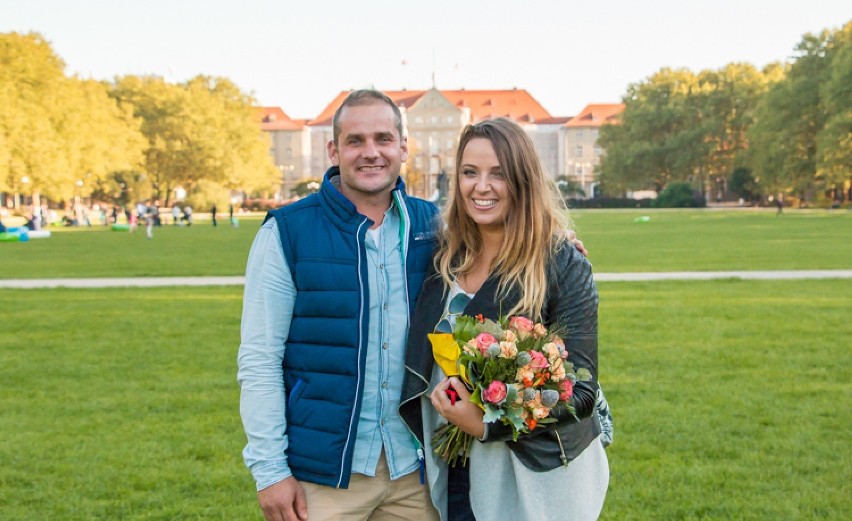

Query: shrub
[[566, 197, 654, 209], [652, 182, 706, 208]]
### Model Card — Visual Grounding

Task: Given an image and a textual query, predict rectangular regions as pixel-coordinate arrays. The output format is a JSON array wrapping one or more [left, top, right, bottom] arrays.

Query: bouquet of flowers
[[430, 314, 591, 467]]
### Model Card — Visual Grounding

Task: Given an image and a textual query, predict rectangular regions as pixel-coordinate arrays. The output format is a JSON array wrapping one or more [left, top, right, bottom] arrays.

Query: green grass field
[[1, 208, 850, 519], [1, 209, 850, 278], [0, 280, 849, 519]]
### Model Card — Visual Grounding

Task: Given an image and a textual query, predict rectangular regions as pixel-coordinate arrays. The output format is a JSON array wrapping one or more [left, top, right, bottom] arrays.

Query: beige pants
[[300, 452, 439, 521]]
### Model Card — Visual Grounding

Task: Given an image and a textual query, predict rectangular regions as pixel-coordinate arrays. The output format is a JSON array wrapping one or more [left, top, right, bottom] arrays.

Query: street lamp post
[[75, 180, 84, 206]]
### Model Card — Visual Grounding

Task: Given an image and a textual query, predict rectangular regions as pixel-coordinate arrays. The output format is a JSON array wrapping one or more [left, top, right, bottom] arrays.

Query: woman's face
[[458, 137, 511, 234]]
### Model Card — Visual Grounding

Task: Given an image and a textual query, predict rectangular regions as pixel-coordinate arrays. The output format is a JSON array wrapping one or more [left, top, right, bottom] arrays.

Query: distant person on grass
[[145, 201, 154, 240]]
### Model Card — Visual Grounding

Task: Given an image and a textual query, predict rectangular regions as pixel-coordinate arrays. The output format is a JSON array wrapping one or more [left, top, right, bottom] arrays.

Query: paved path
[[1, 270, 851, 289]]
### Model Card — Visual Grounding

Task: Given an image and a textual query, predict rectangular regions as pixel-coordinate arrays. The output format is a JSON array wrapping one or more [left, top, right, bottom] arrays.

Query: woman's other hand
[[566, 229, 588, 257]]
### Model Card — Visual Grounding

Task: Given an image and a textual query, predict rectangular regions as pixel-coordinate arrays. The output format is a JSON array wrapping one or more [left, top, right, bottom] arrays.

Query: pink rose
[[529, 350, 550, 370], [475, 333, 497, 354], [482, 381, 508, 405], [558, 379, 574, 401], [509, 316, 534, 333]]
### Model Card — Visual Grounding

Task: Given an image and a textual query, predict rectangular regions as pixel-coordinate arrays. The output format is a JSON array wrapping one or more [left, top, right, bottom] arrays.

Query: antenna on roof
[[432, 48, 436, 89]]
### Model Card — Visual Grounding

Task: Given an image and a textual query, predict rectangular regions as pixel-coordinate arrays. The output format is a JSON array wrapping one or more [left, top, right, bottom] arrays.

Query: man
[[238, 90, 440, 521]]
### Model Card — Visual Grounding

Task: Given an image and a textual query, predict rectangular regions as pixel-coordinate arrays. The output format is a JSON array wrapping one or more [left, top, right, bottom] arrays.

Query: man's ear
[[327, 139, 339, 166], [400, 135, 409, 163]]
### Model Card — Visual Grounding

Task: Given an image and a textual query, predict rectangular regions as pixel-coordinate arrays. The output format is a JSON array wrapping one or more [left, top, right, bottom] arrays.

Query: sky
[[2, 0, 849, 119]]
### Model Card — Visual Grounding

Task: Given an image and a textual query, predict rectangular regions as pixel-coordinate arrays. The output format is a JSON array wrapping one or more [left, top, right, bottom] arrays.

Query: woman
[[400, 118, 608, 520]]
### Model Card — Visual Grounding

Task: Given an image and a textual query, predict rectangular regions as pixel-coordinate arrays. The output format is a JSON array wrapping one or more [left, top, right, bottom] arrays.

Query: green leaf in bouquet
[[537, 417, 558, 425], [454, 316, 480, 342], [482, 403, 505, 423], [470, 386, 483, 408], [503, 405, 526, 434], [576, 367, 592, 381], [479, 319, 504, 338], [505, 383, 518, 405]]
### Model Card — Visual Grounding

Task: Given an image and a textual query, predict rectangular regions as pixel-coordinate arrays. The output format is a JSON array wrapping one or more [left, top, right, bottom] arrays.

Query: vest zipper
[[337, 218, 369, 488]]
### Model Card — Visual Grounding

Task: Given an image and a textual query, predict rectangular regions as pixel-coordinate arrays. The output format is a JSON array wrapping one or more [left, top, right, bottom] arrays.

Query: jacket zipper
[[555, 430, 569, 467]]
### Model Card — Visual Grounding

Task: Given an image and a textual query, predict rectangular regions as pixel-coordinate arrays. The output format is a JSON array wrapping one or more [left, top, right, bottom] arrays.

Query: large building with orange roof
[[261, 92, 623, 199], [306, 88, 566, 198], [258, 107, 311, 197], [561, 103, 625, 197]]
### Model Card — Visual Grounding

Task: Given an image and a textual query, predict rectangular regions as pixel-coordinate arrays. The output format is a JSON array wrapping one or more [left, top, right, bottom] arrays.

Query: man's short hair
[[332, 89, 404, 144]]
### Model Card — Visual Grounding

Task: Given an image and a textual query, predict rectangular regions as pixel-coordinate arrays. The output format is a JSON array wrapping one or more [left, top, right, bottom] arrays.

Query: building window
[[576, 130, 583, 138], [592, 129, 599, 137], [575, 145, 583, 157], [431, 116, 439, 123], [575, 164, 583, 175], [415, 117, 423, 124], [594, 145, 602, 156], [446, 116, 454, 123], [285, 148, 292, 159]]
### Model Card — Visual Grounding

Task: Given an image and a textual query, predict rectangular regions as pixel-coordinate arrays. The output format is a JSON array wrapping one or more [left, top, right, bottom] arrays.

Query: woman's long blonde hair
[[436, 118, 571, 320]]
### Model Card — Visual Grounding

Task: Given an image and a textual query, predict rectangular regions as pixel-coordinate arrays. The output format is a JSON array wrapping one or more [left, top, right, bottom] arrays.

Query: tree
[[599, 64, 773, 198], [111, 75, 278, 205], [0, 32, 69, 199], [728, 167, 758, 202], [746, 25, 850, 200], [817, 21, 852, 198], [599, 68, 704, 194], [0, 32, 144, 205], [696, 63, 771, 191]]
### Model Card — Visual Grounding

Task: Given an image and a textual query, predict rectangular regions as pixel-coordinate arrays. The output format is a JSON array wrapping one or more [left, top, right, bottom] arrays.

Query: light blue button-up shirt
[[238, 205, 418, 491]]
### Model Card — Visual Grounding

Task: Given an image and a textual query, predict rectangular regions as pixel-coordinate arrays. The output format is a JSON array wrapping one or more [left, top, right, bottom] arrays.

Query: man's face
[[327, 103, 408, 201]]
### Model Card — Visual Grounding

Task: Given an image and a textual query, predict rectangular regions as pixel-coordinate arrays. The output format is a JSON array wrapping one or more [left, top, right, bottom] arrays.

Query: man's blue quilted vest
[[264, 167, 438, 488]]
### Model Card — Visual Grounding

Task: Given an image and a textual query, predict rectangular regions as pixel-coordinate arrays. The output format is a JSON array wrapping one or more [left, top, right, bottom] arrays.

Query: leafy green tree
[[599, 64, 773, 198], [599, 68, 704, 194], [111, 75, 278, 205], [697, 64, 771, 188], [817, 22, 852, 197], [728, 167, 758, 201], [0, 32, 68, 199], [0, 32, 144, 205], [746, 25, 851, 200]]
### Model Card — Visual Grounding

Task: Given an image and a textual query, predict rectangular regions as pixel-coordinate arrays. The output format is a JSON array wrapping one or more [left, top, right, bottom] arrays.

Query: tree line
[[598, 21, 851, 204], [0, 32, 278, 210]]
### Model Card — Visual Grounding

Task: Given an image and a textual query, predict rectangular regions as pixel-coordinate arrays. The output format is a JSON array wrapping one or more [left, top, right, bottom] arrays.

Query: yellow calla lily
[[429, 333, 469, 384]]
